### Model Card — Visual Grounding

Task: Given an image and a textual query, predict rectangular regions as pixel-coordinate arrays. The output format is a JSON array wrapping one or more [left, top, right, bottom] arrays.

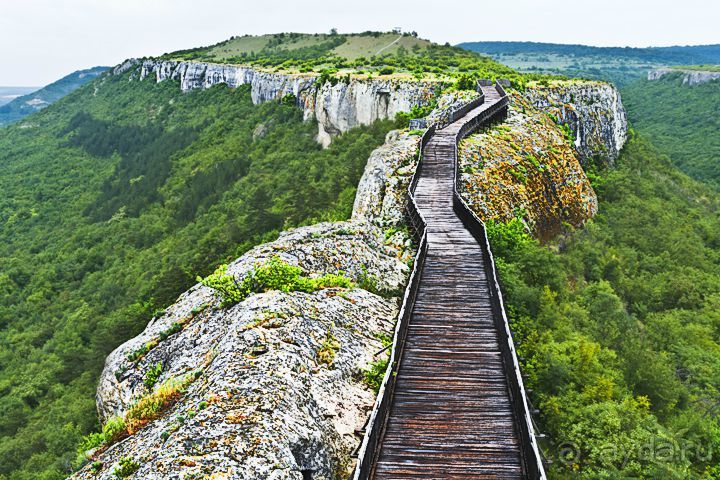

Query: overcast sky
[[1, 0, 718, 86]]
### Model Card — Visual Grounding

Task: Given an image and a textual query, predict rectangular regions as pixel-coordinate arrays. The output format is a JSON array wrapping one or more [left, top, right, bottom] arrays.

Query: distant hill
[[458, 41, 720, 86], [0, 86, 38, 107], [623, 72, 720, 186], [0, 66, 108, 126]]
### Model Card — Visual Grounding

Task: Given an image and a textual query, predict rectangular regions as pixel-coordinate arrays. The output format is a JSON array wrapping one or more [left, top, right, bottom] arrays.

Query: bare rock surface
[[523, 80, 627, 165], [72, 222, 412, 480], [131, 59, 439, 147], [352, 130, 421, 226], [648, 68, 720, 86]]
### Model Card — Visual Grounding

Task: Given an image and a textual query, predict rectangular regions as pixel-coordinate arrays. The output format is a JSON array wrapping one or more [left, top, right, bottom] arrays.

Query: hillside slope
[[0, 67, 107, 126], [0, 68, 398, 480], [492, 135, 720, 478], [459, 41, 720, 86], [623, 73, 720, 186]]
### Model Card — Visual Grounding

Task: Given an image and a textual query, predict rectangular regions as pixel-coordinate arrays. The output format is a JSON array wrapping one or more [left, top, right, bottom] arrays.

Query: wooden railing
[[452, 82, 547, 479], [351, 124, 434, 480], [353, 82, 546, 480], [437, 91, 486, 129]]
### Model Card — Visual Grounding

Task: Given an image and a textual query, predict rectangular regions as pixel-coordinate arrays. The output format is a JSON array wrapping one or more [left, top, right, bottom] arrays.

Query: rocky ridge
[[648, 67, 720, 86], [122, 59, 440, 147], [459, 81, 628, 238], [522, 80, 627, 165], [70, 125, 421, 479]]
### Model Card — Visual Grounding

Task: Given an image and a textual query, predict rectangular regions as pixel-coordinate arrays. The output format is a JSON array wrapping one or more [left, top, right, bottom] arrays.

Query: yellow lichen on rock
[[459, 92, 597, 240]]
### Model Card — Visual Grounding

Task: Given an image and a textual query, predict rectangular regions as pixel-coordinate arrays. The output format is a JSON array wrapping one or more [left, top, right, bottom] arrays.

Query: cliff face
[[70, 127, 419, 479], [352, 130, 421, 226], [459, 80, 627, 239], [523, 80, 627, 165], [129, 59, 439, 147], [648, 68, 720, 86]]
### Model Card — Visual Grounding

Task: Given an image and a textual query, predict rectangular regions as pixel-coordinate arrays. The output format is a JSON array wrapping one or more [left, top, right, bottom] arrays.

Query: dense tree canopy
[[492, 134, 720, 478], [623, 76, 720, 188], [0, 72, 397, 479]]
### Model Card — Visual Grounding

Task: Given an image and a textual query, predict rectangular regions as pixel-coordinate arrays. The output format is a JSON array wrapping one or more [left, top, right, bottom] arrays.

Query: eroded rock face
[[648, 68, 720, 86], [352, 130, 422, 226], [523, 80, 627, 165], [459, 92, 598, 240], [72, 222, 413, 480], [131, 59, 439, 147]]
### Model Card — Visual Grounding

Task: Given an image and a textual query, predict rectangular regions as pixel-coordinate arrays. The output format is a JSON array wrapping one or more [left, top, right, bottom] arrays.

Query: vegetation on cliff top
[[0, 70, 399, 479], [160, 30, 559, 86], [495, 134, 720, 478]]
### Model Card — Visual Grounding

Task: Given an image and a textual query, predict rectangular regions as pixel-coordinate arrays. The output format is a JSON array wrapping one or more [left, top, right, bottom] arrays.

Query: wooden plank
[[371, 87, 525, 479]]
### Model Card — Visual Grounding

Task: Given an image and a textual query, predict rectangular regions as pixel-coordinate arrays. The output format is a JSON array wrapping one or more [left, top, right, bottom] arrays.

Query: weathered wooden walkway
[[370, 86, 530, 479]]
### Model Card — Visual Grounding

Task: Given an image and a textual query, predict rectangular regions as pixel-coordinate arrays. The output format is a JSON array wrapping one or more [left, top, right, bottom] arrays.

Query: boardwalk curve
[[354, 83, 546, 479]]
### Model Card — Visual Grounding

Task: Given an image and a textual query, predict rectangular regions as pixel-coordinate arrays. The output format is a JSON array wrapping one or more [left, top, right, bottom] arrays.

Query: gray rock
[[648, 68, 720, 86], [523, 81, 628, 165], [73, 222, 413, 480], [352, 130, 421, 226], [131, 59, 439, 147]]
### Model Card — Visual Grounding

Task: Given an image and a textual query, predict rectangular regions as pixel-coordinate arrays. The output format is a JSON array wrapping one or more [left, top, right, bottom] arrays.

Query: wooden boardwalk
[[371, 87, 525, 479]]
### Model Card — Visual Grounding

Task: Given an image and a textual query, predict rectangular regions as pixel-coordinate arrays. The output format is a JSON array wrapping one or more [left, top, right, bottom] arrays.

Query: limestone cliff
[[648, 67, 720, 86], [459, 80, 628, 239], [123, 59, 440, 147], [69, 73, 627, 479], [522, 80, 627, 165]]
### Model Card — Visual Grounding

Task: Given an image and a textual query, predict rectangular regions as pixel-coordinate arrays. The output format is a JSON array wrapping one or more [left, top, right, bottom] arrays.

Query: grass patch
[[317, 332, 341, 367], [198, 256, 354, 307]]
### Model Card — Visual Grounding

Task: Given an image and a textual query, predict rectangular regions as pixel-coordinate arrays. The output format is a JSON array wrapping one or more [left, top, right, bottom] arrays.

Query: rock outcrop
[[129, 60, 440, 147], [459, 89, 604, 239], [523, 80, 627, 165], [352, 130, 422, 226], [648, 67, 720, 86], [72, 221, 413, 480], [70, 122, 422, 479]]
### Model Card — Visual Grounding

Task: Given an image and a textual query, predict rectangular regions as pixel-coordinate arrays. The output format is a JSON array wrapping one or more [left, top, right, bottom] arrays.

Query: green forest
[[0, 72, 397, 479], [492, 134, 720, 478], [623, 75, 720, 187]]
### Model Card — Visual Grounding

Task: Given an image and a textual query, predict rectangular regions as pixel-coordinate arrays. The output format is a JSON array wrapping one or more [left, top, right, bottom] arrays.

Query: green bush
[[199, 256, 354, 307], [113, 457, 139, 478], [363, 358, 389, 393], [454, 73, 478, 91], [143, 362, 163, 391]]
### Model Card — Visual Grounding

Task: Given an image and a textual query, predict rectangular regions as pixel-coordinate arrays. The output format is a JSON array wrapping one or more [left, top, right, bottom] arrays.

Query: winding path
[[356, 85, 545, 479]]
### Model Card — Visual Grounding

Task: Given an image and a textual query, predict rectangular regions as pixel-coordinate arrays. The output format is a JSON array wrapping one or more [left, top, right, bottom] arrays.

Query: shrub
[[113, 457, 139, 478], [199, 257, 354, 307], [143, 362, 163, 391], [363, 358, 389, 393], [102, 416, 128, 444], [126, 375, 195, 433], [454, 73, 478, 91], [378, 67, 395, 75], [280, 93, 297, 106], [197, 264, 245, 307]]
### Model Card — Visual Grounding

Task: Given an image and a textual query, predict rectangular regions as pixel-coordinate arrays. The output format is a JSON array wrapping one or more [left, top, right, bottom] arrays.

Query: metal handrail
[[452, 81, 547, 479]]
